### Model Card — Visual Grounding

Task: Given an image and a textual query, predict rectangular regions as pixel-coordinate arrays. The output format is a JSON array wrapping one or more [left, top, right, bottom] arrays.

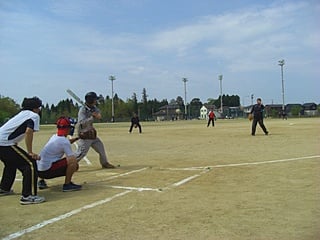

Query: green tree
[[0, 96, 20, 125], [189, 98, 203, 118]]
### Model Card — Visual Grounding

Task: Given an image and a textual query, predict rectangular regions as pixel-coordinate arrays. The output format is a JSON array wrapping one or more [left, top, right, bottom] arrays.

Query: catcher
[[74, 92, 115, 168], [37, 116, 82, 191], [129, 112, 142, 134]]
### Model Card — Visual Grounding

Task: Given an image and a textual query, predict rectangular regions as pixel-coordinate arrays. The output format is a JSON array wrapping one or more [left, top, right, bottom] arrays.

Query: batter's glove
[[248, 114, 253, 121], [79, 127, 97, 139]]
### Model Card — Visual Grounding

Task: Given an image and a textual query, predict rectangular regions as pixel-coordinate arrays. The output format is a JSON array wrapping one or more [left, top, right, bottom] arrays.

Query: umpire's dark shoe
[[102, 163, 115, 169]]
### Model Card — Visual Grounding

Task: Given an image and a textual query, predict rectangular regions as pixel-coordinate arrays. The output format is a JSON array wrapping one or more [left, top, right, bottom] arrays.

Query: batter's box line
[[162, 155, 320, 171]]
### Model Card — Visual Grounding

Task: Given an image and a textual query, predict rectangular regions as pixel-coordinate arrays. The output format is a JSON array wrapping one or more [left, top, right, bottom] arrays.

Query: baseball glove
[[248, 113, 253, 121], [79, 127, 97, 139]]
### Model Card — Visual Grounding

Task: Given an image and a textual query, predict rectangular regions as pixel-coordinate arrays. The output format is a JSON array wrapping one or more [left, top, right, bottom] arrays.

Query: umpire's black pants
[[0, 145, 38, 197]]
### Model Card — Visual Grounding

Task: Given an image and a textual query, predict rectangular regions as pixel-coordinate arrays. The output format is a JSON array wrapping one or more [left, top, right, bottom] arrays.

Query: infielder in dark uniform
[[0, 97, 45, 204], [75, 92, 115, 168], [129, 112, 142, 133], [250, 98, 269, 136]]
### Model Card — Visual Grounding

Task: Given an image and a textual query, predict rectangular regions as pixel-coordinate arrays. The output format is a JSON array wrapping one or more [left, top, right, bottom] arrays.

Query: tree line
[[0, 90, 240, 125]]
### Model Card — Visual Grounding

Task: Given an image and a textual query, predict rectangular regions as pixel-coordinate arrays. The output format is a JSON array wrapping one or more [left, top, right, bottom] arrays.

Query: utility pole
[[109, 75, 116, 122], [278, 59, 285, 112], [182, 78, 188, 120], [218, 75, 223, 114]]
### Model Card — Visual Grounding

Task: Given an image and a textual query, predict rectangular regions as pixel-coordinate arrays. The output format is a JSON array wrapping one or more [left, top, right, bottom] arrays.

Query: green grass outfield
[[1, 118, 319, 240]]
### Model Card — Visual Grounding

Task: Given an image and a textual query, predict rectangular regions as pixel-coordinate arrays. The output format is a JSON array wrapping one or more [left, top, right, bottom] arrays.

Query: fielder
[[250, 98, 269, 136], [129, 112, 142, 133], [75, 92, 115, 168]]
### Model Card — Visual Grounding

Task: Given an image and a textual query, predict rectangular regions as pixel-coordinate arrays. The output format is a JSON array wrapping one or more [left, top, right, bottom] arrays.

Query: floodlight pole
[[182, 78, 188, 120], [218, 75, 223, 113], [278, 59, 285, 111], [109, 75, 116, 122]]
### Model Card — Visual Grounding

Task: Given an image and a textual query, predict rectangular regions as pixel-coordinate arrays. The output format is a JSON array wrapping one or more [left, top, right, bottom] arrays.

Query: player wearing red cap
[[37, 117, 82, 192]]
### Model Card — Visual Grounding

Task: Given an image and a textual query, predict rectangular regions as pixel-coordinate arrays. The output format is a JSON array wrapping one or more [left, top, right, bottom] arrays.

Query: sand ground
[[0, 118, 319, 240]]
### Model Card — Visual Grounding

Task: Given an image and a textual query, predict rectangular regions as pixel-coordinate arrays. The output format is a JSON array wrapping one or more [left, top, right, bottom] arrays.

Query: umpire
[[0, 97, 45, 204], [250, 98, 269, 136]]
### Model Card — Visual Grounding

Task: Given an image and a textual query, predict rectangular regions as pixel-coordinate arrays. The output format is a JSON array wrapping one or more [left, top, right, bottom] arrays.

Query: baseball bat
[[66, 89, 91, 111]]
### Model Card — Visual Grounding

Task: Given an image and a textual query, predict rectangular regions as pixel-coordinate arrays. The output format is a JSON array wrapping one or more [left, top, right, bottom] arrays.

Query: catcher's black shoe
[[102, 163, 115, 169]]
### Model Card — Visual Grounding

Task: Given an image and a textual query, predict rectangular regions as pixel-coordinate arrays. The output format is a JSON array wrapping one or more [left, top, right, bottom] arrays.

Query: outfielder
[[75, 92, 115, 168]]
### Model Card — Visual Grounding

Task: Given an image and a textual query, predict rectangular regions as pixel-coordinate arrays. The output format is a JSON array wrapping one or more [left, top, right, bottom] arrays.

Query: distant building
[[200, 105, 221, 119], [302, 103, 318, 116]]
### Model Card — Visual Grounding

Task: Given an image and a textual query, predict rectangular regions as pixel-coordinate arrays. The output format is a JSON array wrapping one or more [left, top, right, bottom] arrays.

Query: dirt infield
[[1, 118, 319, 240]]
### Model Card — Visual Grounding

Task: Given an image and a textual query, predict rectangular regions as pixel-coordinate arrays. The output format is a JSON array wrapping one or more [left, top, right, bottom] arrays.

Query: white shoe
[[20, 195, 46, 205]]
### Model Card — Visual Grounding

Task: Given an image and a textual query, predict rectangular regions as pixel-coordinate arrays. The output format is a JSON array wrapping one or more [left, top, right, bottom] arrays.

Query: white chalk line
[[164, 155, 320, 171], [107, 185, 162, 192], [172, 174, 200, 187], [2, 190, 131, 240]]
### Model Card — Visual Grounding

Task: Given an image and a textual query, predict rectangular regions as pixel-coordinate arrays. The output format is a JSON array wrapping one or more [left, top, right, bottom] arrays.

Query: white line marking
[[164, 155, 320, 171], [2, 190, 131, 240], [211, 155, 320, 168], [172, 175, 200, 187], [107, 185, 161, 192], [103, 167, 148, 181]]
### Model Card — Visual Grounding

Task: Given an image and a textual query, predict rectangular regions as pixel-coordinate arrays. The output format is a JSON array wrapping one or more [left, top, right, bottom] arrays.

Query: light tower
[[182, 78, 188, 119], [218, 75, 223, 113], [109, 75, 116, 122], [278, 59, 285, 112]]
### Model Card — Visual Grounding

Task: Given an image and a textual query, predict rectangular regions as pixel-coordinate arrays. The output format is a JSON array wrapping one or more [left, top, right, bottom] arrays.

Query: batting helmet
[[85, 92, 98, 104]]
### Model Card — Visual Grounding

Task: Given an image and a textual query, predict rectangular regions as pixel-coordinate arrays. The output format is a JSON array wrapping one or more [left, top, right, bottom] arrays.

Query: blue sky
[[0, 0, 319, 106]]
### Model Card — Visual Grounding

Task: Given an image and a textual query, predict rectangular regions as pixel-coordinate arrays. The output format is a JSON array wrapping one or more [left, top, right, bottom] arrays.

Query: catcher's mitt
[[248, 113, 253, 121], [79, 127, 97, 139]]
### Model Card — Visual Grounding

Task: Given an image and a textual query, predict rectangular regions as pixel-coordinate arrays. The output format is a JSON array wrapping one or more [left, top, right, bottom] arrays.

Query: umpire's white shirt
[[0, 110, 40, 146], [38, 135, 74, 171]]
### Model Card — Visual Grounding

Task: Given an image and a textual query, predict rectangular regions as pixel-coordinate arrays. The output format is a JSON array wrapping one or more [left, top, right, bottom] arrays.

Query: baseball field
[[0, 117, 319, 240]]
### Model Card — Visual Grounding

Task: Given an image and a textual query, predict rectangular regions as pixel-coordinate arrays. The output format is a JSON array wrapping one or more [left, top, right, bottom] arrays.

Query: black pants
[[129, 123, 142, 133], [0, 145, 38, 197], [207, 118, 214, 127], [251, 118, 268, 135]]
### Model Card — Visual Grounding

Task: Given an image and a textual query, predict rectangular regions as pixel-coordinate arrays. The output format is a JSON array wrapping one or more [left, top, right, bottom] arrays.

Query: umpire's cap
[[85, 92, 98, 104], [21, 97, 42, 110]]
